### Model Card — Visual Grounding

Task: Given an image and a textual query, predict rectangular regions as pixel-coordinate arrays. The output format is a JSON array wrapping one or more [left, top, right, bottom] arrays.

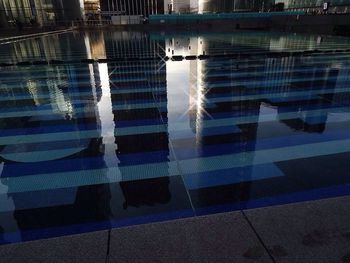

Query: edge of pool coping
[[1, 183, 349, 247], [0, 194, 349, 263]]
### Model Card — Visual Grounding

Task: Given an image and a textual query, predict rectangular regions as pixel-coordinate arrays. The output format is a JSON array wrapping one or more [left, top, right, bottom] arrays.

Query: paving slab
[[0, 230, 109, 263], [245, 195, 350, 263], [108, 211, 273, 263]]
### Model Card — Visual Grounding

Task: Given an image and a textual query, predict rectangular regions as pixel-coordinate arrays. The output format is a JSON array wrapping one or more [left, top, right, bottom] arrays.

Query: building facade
[[277, 0, 350, 12], [100, 0, 164, 16], [100, 0, 275, 16], [0, 0, 83, 27], [198, 0, 275, 13], [163, 0, 275, 13]]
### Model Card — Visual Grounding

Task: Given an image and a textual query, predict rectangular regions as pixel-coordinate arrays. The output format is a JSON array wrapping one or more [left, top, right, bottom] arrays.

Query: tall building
[[100, 0, 275, 16], [198, 0, 275, 13], [0, 0, 7, 27], [172, 0, 277, 13], [84, 0, 101, 19], [0, 0, 83, 27], [164, 0, 193, 13], [277, 0, 350, 11], [100, 0, 164, 16], [162, 0, 275, 13]]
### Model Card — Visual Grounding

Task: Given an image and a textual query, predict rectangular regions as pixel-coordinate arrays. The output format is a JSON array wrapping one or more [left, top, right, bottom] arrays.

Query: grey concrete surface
[[0, 230, 109, 263], [108, 211, 273, 263], [245, 196, 350, 263], [1, 196, 350, 263]]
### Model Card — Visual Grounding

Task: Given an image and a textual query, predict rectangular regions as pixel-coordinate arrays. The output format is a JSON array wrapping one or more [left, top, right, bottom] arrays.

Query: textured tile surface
[[245, 196, 350, 263], [108, 211, 273, 263], [0, 230, 108, 263]]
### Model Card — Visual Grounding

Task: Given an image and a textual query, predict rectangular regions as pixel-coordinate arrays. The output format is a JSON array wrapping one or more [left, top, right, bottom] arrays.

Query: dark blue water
[[1, 31, 350, 245]]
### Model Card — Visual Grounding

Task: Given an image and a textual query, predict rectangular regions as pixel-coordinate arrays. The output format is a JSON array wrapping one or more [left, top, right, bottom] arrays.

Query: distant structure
[[165, 0, 194, 13], [164, 0, 275, 14], [198, 0, 275, 13], [0, 0, 83, 27], [0, 0, 7, 27], [100, 0, 164, 16], [276, 0, 350, 13], [84, 0, 101, 20], [99, 0, 275, 17]]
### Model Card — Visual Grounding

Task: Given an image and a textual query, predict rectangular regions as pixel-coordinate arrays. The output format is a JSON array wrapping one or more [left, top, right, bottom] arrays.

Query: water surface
[[1, 30, 350, 244]]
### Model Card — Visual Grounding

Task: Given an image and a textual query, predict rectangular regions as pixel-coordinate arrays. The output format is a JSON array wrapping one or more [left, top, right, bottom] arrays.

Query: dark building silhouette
[[100, 0, 164, 16], [0, 33, 110, 241], [0, 0, 82, 27], [101, 31, 171, 208], [200, 0, 275, 12]]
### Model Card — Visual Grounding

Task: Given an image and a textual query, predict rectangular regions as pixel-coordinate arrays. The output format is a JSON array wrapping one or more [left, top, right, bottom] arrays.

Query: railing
[[71, 20, 112, 27], [149, 11, 306, 24], [72, 18, 144, 27]]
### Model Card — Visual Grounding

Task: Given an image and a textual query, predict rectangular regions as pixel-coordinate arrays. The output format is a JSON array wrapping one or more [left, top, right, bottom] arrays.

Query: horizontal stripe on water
[[3, 123, 350, 178], [0, 68, 165, 81], [2, 80, 350, 109], [169, 125, 241, 140], [2, 138, 350, 194], [0, 123, 100, 137], [207, 74, 350, 89], [183, 163, 284, 190], [0, 57, 342, 82], [0, 87, 162, 102], [0, 161, 179, 194], [0, 101, 167, 118], [0, 105, 349, 146], [1, 147, 87, 163], [177, 138, 350, 174], [1, 150, 173, 178], [0, 97, 160, 113], [0, 124, 167, 145], [171, 124, 350, 158]]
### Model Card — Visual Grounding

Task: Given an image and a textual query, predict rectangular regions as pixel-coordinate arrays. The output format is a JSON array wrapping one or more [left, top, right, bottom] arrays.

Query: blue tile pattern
[[0, 31, 350, 245]]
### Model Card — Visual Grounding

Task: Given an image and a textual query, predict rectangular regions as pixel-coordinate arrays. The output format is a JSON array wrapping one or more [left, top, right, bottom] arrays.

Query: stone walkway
[[1, 195, 349, 263]]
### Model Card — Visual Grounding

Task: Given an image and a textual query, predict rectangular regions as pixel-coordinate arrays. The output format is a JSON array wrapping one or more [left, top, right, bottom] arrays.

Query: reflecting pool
[[1, 31, 350, 244]]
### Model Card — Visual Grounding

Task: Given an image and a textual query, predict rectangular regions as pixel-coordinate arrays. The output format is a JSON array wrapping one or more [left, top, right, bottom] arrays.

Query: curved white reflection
[[0, 163, 21, 243]]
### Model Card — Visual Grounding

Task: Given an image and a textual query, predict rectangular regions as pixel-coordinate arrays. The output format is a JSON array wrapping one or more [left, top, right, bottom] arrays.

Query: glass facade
[[164, 0, 276, 13], [0, 0, 82, 26], [100, 0, 164, 16], [198, 0, 275, 13], [279, 0, 350, 8]]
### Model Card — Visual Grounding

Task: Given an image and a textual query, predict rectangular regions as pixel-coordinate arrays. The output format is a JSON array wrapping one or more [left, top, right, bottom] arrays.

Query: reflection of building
[[162, 33, 350, 206], [101, 32, 171, 208], [0, 32, 87, 64], [271, 58, 339, 133], [85, 31, 107, 60], [167, 36, 262, 204], [0, 32, 112, 238], [0, 35, 100, 162]]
